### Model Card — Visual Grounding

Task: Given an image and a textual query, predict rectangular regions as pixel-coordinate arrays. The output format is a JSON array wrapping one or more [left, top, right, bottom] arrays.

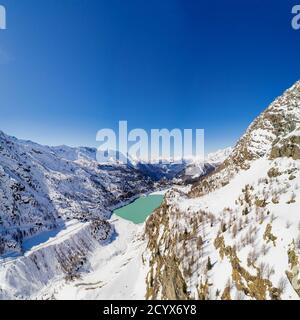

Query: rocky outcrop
[[270, 127, 300, 160], [145, 196, 190, 300]]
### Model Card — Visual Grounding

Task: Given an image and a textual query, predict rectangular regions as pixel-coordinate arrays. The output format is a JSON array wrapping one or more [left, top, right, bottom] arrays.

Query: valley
[[0, 131, 221, 299], [1, 80, 300, 300]]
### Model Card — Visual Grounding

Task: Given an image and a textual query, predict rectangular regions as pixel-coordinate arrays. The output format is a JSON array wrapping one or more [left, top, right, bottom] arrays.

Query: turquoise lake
[[113, 194, 164, 224]]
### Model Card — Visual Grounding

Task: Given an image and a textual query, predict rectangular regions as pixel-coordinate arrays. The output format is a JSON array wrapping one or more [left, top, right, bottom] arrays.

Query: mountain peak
[[225, 80, 300, 167], [189, 80, 300, 197]]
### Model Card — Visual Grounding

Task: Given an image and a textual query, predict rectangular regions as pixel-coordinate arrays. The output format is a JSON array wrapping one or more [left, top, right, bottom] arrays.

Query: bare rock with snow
[[144, 80, 300, 300]]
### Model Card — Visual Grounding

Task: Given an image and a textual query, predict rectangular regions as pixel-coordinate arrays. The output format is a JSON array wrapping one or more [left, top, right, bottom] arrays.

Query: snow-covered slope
[[0, 220, 109, 299], [144, 80, 300, 300], [0, 131, 160, 298], [36, 216, 148, 300], [0, 131, 157, 257], [206, 147, 233, 164]]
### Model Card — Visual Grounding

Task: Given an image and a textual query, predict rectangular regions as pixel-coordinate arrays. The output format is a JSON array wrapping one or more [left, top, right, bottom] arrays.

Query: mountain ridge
[[144, 80, 300, 300]]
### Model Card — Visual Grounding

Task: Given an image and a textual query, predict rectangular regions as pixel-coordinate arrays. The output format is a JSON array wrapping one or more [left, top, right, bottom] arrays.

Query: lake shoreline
[[111, 188, 170, 225], [113, 193, 165, 224], [108, 188, 170, 219]]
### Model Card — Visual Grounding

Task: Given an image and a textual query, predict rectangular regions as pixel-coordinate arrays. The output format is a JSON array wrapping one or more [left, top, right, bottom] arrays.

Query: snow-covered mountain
[[0, 131, 156, 257], [143, 80, 300, 300], [0, 129, 225, 299], [3, 79, 299, 300], [0, 129, 227, 258], [0, 131, 165, 299], [206, 147, 233, 164], [134, 148, 232, 184], [178, 147, 233, 182], [137, 161, 210, 182]]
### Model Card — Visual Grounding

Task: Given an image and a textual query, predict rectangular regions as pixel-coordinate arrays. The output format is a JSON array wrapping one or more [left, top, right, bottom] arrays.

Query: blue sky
[[0, 0, 300, 153]]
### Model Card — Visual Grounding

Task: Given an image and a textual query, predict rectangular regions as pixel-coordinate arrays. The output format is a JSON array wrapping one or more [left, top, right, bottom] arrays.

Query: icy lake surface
[[113, 195, 164, 224]]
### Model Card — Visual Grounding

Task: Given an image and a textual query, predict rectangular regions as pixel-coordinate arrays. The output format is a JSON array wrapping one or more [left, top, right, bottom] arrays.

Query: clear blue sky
[[0, 0, 300, 153]]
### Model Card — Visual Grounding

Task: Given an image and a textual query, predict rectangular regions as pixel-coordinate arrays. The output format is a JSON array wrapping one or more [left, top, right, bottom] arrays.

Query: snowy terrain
[[0, 130, 158, 257], [2, 79, 299, 300], [0, 130, 222, 299], [143, 80, 300, 300], [37, 216, 148, 300], [145, 158, 300, 299], [0, 131, 155, 299]]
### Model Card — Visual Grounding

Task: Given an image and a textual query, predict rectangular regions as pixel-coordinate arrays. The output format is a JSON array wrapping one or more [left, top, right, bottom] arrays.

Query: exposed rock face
[[145, 199, 190, 300], [143, 80, 300, 300], [270, 127, 300, 160]]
